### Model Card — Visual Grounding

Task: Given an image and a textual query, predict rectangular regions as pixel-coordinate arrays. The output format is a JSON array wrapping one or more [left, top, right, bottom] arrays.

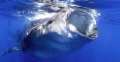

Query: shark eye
[[46, 20, 53, 25], [48, 21, 53, 24]]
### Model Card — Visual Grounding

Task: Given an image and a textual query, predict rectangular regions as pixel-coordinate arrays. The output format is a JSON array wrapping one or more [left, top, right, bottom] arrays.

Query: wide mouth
[[67, 6, 98, 40]]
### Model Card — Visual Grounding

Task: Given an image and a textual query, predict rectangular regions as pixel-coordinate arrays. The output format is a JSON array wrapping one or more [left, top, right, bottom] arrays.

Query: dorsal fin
[[1, 45, 22, 56]]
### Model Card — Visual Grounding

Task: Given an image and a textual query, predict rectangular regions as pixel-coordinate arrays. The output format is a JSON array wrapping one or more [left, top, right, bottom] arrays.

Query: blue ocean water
[[0, 0, 120, 62]]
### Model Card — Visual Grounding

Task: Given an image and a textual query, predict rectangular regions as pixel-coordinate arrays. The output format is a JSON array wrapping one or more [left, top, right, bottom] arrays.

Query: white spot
[[67, 33, 73, 38]]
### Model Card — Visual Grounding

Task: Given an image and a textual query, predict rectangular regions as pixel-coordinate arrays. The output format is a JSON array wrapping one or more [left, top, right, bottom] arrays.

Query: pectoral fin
[[1, 45, 22, 56]]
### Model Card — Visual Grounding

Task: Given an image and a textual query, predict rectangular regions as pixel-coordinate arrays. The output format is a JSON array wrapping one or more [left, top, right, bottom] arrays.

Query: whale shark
[[2, 0, 98, 59]]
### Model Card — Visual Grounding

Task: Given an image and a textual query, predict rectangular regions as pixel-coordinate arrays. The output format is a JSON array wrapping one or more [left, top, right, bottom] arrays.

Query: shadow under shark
[[2, 1, 98, 59]]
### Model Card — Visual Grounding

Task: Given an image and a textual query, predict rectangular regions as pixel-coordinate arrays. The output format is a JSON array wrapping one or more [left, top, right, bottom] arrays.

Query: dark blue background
[[0, 0, 120, 62]]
